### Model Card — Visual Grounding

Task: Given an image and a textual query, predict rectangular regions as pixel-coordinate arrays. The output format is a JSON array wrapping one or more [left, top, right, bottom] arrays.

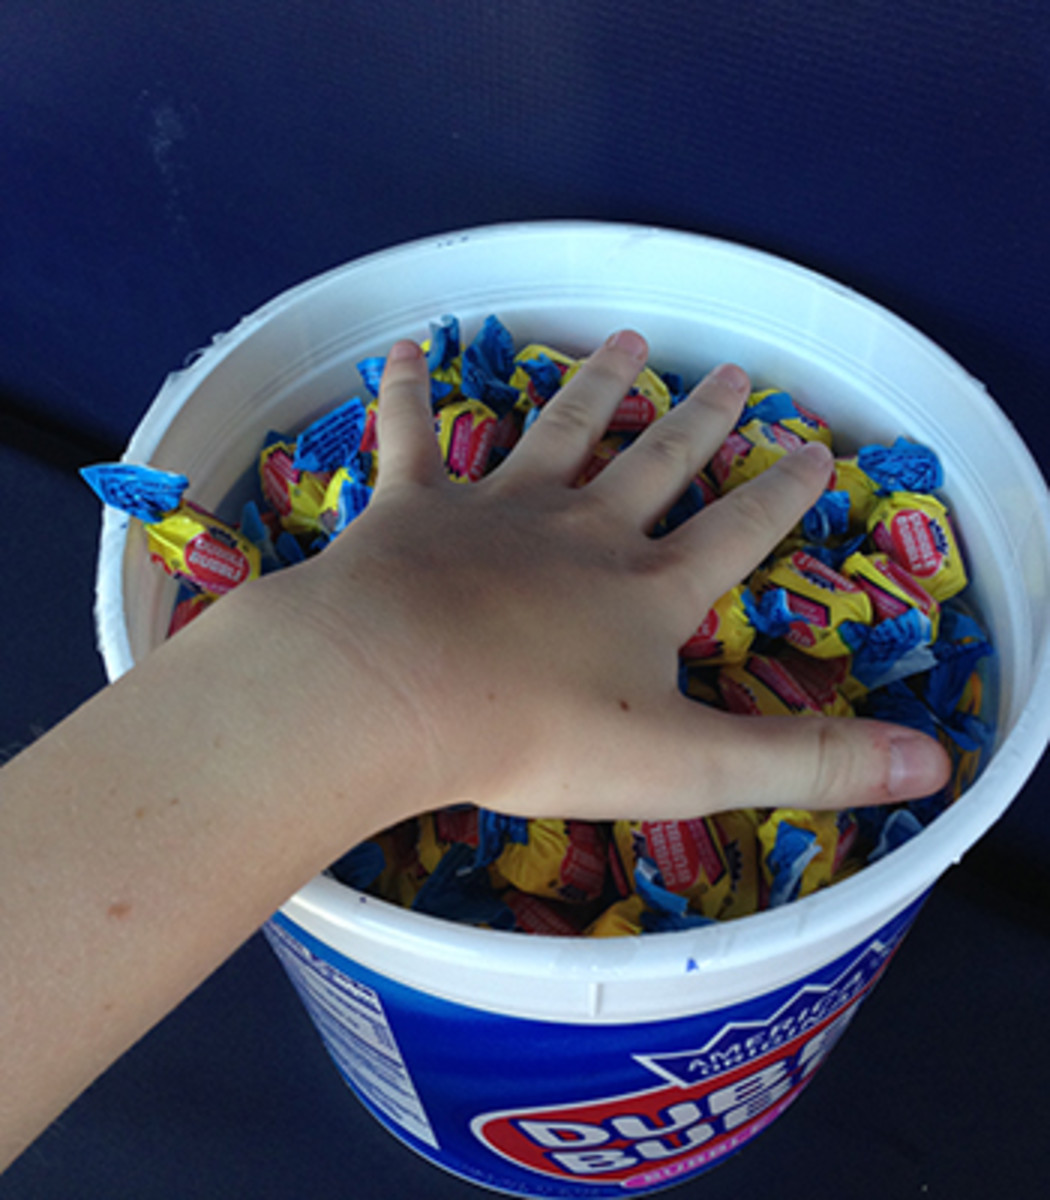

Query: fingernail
[[605, 329, 648, 362], [888, 732, 949, 799], [708, 362, 750, 394], [387, 339, 423, 363], [792, 440, 833, 466]]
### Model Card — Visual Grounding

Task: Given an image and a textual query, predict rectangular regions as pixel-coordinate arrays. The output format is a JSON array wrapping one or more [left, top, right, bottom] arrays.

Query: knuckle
[[724, 483, 778, 540], [639, 424, 692, 472], [810, 720, 858, 806], [535, 399, 598, 441]]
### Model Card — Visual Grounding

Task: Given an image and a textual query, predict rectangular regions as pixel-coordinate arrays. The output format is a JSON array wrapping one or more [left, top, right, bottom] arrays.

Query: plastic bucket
[[93, 222, 1050, 1196]]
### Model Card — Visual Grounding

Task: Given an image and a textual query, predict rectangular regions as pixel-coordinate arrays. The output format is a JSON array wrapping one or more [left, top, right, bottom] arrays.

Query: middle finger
[[497, 330, 649, 486], [587, 363, 750, 530]]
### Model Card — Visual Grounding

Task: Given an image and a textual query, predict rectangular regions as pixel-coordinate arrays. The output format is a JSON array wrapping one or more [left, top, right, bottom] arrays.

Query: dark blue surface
[[2, 2, 1049, 1196]]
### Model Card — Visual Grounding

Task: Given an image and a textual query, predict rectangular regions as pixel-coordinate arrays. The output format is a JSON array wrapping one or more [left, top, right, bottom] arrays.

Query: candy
[[829, 458, 881, 530], [868, 492, 967, 601], [757, 808, 859, 907], [679, 585, 755, 665], [709, 419, 807, 492], [495, 819, 608, 904], [719, 653, 849, 718], [80, 463, 260, 597], [711, 809, 763, 920], [612, 818, 733, 920], [745, 389, 834, 447], [753, 551, 874, 658], [435, 399, 498, 482]]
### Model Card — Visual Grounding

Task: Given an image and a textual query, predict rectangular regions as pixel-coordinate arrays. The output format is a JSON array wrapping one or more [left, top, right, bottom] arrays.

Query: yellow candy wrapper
[[679, 584, 755, 665], [709, 418, 806, 492], [146, 505, 261, 597], [830, 457, 881, 528], [868, 492, 967, 601], [259, 441, 332, 536], [757, 808, 859, 907], [746, 388, 834, 447], [711, 808, 763, 921], [495, 819, 608, 904], [842, 551, 941, 639], [435, 399, 498, 482], [758, 550, 874, 658], [510, 343, 578, 412], [612, 818, 733, 919], [719, 654, 828, 717], [585, 894, 648, 937], [777, 648, 859, 716]]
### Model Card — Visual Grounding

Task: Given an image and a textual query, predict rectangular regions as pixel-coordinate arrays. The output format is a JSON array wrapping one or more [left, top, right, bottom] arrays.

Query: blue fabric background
[[2, 2, 1048, 1196]]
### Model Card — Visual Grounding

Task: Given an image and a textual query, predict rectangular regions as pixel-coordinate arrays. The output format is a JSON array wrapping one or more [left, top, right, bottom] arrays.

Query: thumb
[[649, 704, 953, 816]]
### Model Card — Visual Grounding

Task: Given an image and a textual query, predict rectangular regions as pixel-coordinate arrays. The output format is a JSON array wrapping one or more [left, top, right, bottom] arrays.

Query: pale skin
[[0, 329, 951, 1172]]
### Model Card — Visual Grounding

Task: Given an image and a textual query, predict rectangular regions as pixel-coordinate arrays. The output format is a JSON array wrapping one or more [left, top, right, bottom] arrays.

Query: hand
[[261, 329, 951, 823]]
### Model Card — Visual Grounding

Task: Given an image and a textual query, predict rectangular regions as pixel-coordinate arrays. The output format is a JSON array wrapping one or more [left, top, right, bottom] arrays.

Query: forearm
[[0, 574, 416, 1170]]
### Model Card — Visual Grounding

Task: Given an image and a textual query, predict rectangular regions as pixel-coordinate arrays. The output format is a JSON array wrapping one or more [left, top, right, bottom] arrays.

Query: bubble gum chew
[[868, 492, 967, 601], [745, 389, 834, 447], [80, 463, 260, 597], [612, 818, 733, 920], [758, 809, 859, 908], [754, 551, 874, 658], [495, 820, 608, 904], [679, 585, 755, 666], [709, 419, 807, 492], [435, 399, 498, 482]]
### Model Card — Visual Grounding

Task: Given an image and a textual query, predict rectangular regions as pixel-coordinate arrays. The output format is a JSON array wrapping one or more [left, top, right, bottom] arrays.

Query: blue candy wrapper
[[844, 608, 937, 691], [857, 437, 944, 493], [868, 809, 924, 862], [518, 353, 565, 403], [474, 809, 530, 869], [80, 462, 189, 523], [765, 823, 822, 908], [329, 840, 388, 890], [293, 397, 368, 475], [460, 315, 520, 418], [802, 490, 852, 543], [411, 842, 516, 929], [426, 314, 461, 371]]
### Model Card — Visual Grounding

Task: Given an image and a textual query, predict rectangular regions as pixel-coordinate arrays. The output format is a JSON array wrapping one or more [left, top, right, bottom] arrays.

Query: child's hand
[[266, 330, 950, 823]]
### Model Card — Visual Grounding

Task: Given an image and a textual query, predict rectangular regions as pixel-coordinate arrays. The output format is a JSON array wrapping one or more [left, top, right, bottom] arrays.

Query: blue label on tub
[[264, 895, 925, 1198]]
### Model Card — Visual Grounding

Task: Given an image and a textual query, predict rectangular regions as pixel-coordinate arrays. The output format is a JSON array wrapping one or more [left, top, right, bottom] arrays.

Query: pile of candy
[[82, 315, 995, 937]]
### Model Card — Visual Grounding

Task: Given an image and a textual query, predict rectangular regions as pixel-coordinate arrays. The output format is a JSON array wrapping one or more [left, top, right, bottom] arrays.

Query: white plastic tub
[[93, 223, 1050, 1196]]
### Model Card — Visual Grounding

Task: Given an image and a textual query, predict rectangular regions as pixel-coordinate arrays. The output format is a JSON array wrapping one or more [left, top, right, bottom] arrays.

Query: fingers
[[664, 440, 834, 601], [499, 330, 650, 486], [375, 340, 445, 487], [589, 363, 750, 529]]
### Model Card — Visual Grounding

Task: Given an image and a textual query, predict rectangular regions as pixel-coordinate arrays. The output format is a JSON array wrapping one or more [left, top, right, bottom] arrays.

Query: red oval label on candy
[[447, 411, 496, 480], [184, 533, 252, 593], [610, 392, 657, 432], [681, 607, 722, 658], [886, 510, 944, 578], [643, 819, 725, 890]]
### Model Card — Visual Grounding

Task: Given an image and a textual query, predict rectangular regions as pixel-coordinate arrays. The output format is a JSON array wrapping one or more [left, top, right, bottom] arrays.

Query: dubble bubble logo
[[472, 934, 903, 1190]]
